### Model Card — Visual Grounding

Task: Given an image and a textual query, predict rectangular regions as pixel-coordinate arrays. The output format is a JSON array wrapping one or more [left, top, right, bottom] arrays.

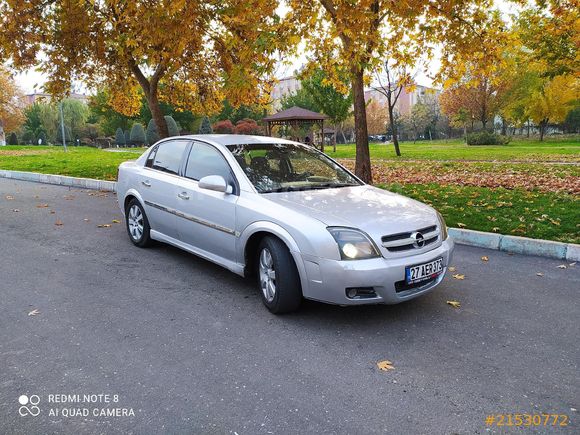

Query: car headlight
[[327, 227, 380, 260], [436, 211, 448, 240]]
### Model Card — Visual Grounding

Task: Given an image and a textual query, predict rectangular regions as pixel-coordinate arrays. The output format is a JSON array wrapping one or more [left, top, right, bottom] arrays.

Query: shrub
[[124, 130, 130, 146], [146, 119, 159, 145], [213, 119, 235, 134], [115, 127, 126, 146], [198, 116, 213, 134], [165, 115, 180, 136], [234, 118, 262, 135], [130, 123, 146, 146], [7, 132, 18, 145], [466, 131, 510, 145]]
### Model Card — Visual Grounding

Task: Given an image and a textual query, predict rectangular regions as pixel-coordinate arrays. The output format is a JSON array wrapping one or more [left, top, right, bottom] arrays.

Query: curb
[[0, 170, 116, 192], [1, 169, 577, 261], [449, 228, 579, 262]]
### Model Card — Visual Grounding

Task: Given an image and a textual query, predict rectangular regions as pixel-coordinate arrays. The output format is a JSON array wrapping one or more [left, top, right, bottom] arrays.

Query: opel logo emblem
[[411, 232, 425, 248]]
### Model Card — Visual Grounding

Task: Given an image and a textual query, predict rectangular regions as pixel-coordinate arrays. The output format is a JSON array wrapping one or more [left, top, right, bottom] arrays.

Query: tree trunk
[[527, 120, 530, 138], [147, 85, 169, 139], [501, 118, 507, 135], [539, 119, 547, 141], [351, 67, 372, 183], [387, 103, 401, 156]]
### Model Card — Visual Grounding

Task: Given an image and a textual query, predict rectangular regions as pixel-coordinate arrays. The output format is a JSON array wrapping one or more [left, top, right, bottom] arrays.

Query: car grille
[[395, 276, 438, 293], [381, 225, 439, 252]]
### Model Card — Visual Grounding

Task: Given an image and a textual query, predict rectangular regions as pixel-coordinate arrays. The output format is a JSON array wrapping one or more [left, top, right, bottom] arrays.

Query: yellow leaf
[[448, 266, 456, 272], [97, 224, 112, 228], [446, 300, 461, 308], [377, 360, 395, 371], [492, 227, 501, 233], [28, 309, 40, 316], [457, 222, 466, 228], [557, 264, 567, 269], [36, 203, 49, 208], [55, 219, 64, 226], [452, 274, 465, 280], [112, 219, 121, 224], [481, 256, 489, 262]]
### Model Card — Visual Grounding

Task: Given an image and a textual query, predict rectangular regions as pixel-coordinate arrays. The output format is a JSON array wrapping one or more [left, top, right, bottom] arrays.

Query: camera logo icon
[[18, 395, 40, 417]]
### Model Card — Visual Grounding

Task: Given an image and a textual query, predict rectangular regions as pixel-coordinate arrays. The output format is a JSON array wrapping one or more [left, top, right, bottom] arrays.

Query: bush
[[37, 131, 47, 145], [130, 123, 146, 146], [124, 130, 130, 146], [466, 131, 510, 145], [213, 119, 234, 134], [7, 132, 18, 145], [198, 116, 213, 134], [146, 119, 159, 145], [165, 115, 180, 136], [115, 127, 126, 146], [234, 118, 262, 135]]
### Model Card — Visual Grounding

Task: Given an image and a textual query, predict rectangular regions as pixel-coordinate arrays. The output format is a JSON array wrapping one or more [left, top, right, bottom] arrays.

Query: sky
[[14, 1, 517, 94]]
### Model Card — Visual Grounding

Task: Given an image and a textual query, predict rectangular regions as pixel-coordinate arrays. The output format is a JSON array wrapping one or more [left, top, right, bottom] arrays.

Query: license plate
[[405, 258, 443, 284]]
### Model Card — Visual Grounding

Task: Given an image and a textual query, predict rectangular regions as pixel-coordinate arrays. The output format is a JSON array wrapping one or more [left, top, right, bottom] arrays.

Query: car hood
[[264, 185, 438, 238]]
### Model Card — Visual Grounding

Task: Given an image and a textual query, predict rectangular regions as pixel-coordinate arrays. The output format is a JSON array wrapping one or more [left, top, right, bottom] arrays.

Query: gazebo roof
[[263, 106, 329, 122]]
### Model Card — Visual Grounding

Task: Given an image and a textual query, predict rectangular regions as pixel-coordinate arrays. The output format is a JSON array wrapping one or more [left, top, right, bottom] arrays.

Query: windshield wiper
[[262, 183, 358, 193]]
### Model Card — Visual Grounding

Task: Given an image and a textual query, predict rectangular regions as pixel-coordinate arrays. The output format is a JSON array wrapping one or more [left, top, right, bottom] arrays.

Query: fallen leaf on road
[[5, 195, 14, 200], [536, 272, 544, 277], [447, 300, 461, 308], [36, 203, 49, 208], [457, 222, 466, 228], [448, 266, 456, 272], [557, 264, 567, 269], [28, 309, 40, 316], [55, 219, 63, 226], [12, 209, 20, 212], [377, 360, 395, 371], [97, 224, 111, 228], [112, 219, 120, 224], [83, 218, 90, 222], [64, 195, 75, 200], [49, 210, 55, 214], [569, 262, 576, 267], [481, 256, 489, 262], [452, 274, 465, 280]]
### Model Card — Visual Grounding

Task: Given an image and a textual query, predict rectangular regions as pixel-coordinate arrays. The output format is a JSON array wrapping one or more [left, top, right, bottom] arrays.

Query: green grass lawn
[[1, 144, 578, 243], [0, 146, 142, 180], [325, 137, 580, 162]]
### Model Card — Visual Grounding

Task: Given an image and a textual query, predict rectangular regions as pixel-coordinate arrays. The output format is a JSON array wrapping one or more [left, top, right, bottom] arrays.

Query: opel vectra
[[117, 135, 454, 313]]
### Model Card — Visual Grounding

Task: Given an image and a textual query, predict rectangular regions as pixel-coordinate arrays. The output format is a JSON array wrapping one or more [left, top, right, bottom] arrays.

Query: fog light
[[346, 288, 358, 299]]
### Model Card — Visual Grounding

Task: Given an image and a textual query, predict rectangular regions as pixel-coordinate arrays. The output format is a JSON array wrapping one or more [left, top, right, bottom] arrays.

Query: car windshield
[[226, 143, 362, 193]]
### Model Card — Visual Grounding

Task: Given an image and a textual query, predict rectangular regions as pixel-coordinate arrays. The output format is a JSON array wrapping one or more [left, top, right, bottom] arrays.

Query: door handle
[[177, 192, 190, 200], [141, 180, 151, 187]]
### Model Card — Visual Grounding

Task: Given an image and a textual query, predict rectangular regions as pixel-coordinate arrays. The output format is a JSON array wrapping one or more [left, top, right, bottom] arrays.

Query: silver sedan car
[[117, 135, 454, 313]]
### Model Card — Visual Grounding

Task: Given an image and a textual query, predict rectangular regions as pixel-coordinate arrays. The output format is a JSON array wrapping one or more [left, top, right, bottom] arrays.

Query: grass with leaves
[[326, 137, 580, 162]]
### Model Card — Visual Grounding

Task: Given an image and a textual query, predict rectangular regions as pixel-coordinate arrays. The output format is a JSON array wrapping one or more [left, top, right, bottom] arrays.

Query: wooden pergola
[[263, 106, 329, 151]]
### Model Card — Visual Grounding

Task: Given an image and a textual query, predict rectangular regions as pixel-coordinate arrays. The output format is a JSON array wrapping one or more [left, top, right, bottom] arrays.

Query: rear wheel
[[126, 199, 152, 247], [257, 236, 302, 314]]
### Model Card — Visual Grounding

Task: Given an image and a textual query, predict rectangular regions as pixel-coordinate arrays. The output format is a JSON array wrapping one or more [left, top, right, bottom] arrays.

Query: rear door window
[[149, 140, 189, 175]]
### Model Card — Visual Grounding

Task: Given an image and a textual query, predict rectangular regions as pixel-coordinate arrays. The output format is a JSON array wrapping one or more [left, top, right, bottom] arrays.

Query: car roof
[[179, 134, 298, 148]]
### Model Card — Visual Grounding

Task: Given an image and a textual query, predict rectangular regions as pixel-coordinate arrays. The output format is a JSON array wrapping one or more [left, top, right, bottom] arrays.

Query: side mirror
[[198, 175, 228, 193]]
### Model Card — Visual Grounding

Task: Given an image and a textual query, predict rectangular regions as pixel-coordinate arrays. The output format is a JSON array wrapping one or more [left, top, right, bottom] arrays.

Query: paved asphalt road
[[0, 178, 578, 434]]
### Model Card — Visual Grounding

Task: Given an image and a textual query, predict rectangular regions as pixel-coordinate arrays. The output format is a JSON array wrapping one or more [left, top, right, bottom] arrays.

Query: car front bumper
[[300, 239, 454, 305]]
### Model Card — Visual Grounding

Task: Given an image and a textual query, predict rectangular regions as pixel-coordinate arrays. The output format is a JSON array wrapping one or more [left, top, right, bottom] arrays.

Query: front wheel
[[125, 199, 152, 248], [257, 237, 302, 314]]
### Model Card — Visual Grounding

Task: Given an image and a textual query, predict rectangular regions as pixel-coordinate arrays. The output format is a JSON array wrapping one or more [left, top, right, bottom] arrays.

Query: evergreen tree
[[115, 127, 125, 146], [124, 130, 131, 146], [165, 115, 180, 136], [146, 119, 159, 145], [198, 116, 213, 134], [7, 132, 18, 145], [130, 123, 146, 146]]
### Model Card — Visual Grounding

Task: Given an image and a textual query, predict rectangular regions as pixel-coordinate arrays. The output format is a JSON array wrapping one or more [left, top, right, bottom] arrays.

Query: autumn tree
[[0, 66, 24, 144], [0, 1, 290, 139], [366, 100, 389, 136], [288, 0, 505, 182]]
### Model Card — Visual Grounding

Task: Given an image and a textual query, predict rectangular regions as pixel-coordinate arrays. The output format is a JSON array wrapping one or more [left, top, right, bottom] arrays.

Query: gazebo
[[263, 106, 329, 150]]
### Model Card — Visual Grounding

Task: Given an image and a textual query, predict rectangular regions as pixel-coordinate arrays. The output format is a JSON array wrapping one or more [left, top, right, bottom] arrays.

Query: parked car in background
[[117, 135, 454, 313]]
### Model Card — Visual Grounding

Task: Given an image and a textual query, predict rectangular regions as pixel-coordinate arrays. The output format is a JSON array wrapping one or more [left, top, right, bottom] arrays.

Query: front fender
[[238, 221, 308, 293]]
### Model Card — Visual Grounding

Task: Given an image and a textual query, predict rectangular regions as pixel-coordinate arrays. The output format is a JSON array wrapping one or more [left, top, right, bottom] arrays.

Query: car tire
[[256, 236, 302, 314], [125, 198, 152, 248]]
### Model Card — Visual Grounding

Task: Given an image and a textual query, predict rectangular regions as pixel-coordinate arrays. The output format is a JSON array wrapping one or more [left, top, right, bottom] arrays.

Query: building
[[270, 76, 301, 110], [23, 92, 89, 106], [364, 84, 440, 117]]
